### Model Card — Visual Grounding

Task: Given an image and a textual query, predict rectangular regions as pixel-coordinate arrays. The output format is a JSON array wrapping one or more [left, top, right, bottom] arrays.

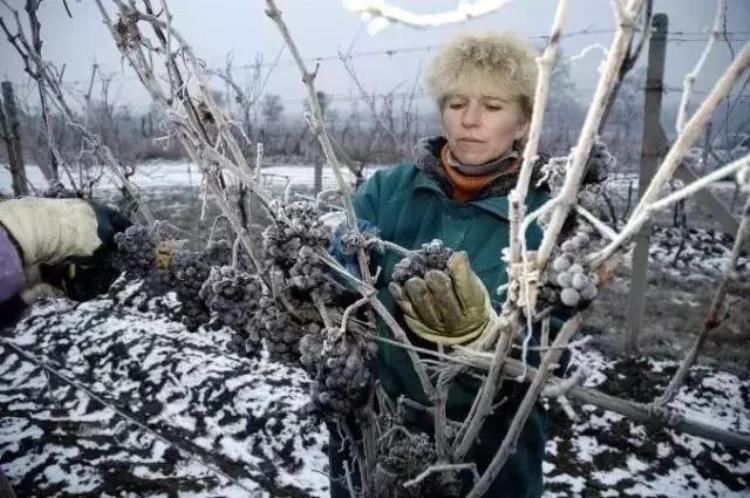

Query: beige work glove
[[0, 197, 131, 302], [0, 198, 105, 267], [388, 251, 498, 345]]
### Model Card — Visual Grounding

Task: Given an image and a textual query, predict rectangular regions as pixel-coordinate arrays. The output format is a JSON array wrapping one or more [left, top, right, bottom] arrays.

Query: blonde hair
[[426, 31, 539, 121]]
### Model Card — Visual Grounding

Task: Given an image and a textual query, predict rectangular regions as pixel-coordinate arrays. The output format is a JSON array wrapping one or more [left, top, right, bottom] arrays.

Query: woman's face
[[442, 94, 529, 165]]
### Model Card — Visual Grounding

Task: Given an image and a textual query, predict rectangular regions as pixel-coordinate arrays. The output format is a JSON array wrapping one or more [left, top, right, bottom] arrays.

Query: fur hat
[[425, 31, 539, 120]]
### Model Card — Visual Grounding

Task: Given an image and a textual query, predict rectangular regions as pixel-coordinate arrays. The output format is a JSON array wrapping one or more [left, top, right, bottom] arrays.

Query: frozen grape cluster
[[199, 266, 262, 330], [113, 224, 156, 277], [172, 250, 212, 331], [306, 335, 378, 417], [205, 238, 232, 267], [391, 239, 453, 285], [376, 431, 458, 498], [143, 268, 177, 298], [262, 200, 331, 268], [298, 326, 327, 373], [288, 245, 332, 293], [542, 227, 600, 308], [246, 296, 303, 362], [584, 137, 615, 184]]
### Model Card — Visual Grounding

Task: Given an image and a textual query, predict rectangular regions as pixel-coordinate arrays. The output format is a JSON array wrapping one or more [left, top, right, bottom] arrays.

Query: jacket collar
[[411, 136, 548, 221]]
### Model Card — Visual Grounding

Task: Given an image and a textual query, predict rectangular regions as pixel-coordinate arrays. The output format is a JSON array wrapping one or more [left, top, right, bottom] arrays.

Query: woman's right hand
[[389, 251, 498, 345]]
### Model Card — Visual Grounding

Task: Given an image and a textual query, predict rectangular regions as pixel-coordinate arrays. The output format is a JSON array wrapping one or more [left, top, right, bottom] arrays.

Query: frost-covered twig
[[356, 326, 750, 449], [265, 1, 356, 223], [510, 0, 569, 261], [338, 51, 405, 157], [569, 43, 608, 64], [590, 43, 750, 267], [451, 345, 750, 450], [0, 2, 152, 215], [266, 0, 435, 404], [342, 0, 510, 30], [467, 314, 581, 497], [504, 0, 570, 395], [655, 194, 750, 407], [453, 314, 514, 461], [575, 205, 618, 240], [402, 463, 479, 489], [339, 294, 373, 338], [95, 0, 284, 266], [676, 0, 726, 133], [541, 367, 585, 398], [648, 152, 750, 212], [535, 0, 645, 270]]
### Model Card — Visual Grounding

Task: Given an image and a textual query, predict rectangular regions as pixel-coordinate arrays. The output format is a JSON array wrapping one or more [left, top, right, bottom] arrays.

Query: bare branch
[[467, 315, 581, 497], [655, 194, 750, 406], [402, 463, 478, 489], [676, 0, 726, 133], [343, 0, 511, 30], [535, 0, 646, 271], [590, 43, 750, 267]]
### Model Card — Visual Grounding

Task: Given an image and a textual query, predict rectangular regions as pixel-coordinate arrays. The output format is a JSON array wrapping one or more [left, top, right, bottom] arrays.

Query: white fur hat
[[426, 31, 539, 119]]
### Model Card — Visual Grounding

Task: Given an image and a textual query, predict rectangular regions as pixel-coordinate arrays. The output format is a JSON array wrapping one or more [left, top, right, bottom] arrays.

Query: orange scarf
[[440, 143, 520, 202]]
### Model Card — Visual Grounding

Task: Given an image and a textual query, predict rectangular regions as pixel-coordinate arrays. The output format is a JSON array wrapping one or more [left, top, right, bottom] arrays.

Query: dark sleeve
[[328, 172, 384, 287], [0, 293, 26, 329]]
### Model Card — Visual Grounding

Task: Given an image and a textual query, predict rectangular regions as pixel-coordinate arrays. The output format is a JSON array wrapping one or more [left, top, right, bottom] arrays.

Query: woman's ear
[[514, 119, 531, 140]]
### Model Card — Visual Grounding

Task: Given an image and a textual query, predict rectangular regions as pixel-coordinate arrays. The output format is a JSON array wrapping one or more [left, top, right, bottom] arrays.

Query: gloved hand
[[0, 197, 131, 302], [388, 251, 498, 345]]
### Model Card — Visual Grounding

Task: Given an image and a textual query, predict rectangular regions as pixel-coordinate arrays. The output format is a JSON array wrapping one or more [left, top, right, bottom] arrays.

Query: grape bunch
[[113, 224, 156, 277], [143, 268, 177, 297], [305, 335, 378, 417], [288, 245, 331, 293], [299, 325, 326, 373], [199, 265, 262, 331], [542, 227, 600, 308], [247, 297, 303, 362], [205, 238, 232, 267], [391, 239, 453, 285], [172, 250, 212, 331], [584, 137, 615, 184], [262, 200, 331, 268], [376, 431, 458, 498]]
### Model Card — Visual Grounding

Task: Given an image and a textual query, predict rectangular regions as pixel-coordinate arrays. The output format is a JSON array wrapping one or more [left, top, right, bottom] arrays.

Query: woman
[[330, 31, 553, 497]]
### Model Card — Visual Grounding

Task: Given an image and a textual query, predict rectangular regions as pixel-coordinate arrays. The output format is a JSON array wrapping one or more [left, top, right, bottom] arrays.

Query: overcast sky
[[1, 0, 748, 115]]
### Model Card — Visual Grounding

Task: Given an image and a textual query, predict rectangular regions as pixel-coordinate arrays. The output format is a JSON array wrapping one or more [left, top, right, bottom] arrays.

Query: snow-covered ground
[[1, 287, 748, 497], [1, 291, 329, 497], [0, 161, 360, 195], [1, 161, 747, 496]]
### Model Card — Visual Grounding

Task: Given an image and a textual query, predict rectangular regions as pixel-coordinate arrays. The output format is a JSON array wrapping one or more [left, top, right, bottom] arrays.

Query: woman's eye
[[449, 102, 466, 110], [485, 104, 503, 111]]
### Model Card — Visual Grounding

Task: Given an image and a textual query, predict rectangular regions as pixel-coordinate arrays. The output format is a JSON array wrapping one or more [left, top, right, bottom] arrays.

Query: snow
[[1, 285, 747, 496], [0, 161, 360, 194], [0, 292, 330, 497]]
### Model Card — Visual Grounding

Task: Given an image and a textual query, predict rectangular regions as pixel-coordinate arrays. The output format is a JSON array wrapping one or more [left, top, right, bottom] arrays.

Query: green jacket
[[352, 161, 550, 498]]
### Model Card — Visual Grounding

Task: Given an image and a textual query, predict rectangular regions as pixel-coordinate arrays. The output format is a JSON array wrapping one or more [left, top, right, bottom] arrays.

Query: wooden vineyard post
[[1, 81, 29, 196], [625, 13, 668, 354]]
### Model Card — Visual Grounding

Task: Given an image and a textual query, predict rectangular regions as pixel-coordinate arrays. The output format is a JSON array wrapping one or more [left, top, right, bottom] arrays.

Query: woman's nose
[[461, 101, 481, 128]]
